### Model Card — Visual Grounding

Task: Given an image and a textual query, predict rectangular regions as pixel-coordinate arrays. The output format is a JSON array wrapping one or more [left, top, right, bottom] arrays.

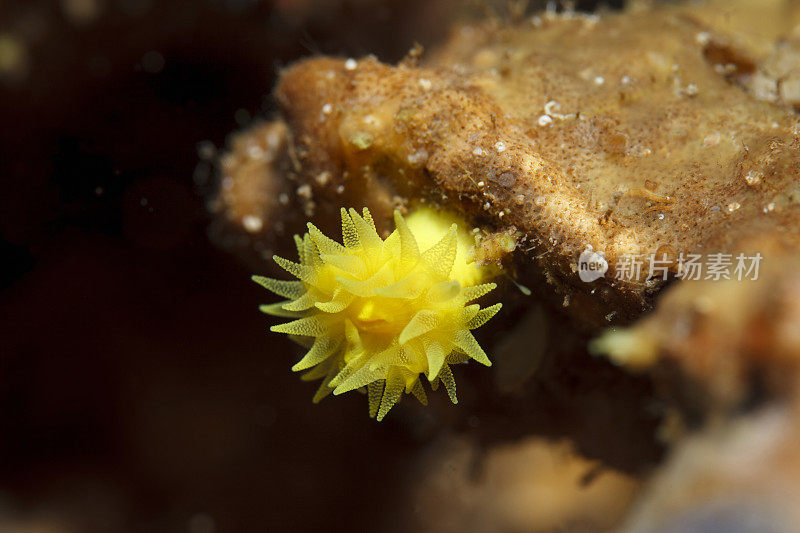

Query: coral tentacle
[[253, 207, 501, 420]]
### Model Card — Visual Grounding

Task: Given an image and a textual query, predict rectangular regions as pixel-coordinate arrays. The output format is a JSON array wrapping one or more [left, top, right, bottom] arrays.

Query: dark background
[[0, 1, 626, 531]]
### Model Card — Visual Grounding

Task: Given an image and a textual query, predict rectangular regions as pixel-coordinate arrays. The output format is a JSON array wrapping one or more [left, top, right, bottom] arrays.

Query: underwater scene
[[3, 0, 800, 531]]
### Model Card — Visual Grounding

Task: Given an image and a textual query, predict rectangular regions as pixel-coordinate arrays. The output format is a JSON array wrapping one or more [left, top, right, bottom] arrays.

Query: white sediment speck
[[322, 103, 332, 114], [315, 171, 331, 185], [727, 202, 741, 213], [363, 114, 379, 126], [344, 58, 357, 70], [703, 132, 721, 147], [744, 171, 761, 186], [266, 130, 281, 150], [473, 147, 484, 156], [495, 141, 507, 153], [583, 13, 600, 25], [407, 148, 428, 165], [418, 78, 432, 90], [544, 100, 560, 115], [538, 114, 553, 126], [242, 215, 263, 232], [247, 145, 264, 159]]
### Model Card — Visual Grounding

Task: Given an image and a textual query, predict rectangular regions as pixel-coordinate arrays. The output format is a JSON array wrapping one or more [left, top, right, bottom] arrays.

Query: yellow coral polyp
[[253, 207, 501, 421]]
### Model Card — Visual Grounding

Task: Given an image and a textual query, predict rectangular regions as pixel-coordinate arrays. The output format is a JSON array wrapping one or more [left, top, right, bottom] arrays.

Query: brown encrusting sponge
[[215, 1, 800, 329]]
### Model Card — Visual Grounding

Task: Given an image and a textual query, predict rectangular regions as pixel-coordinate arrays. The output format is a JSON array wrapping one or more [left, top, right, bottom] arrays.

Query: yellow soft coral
[[253, 207, 501, 420]]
